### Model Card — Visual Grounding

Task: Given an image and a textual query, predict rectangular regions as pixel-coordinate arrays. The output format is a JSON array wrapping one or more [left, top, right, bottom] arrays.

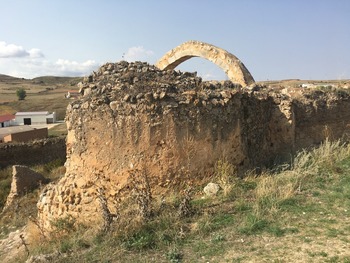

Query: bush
[[16, 88, 27, 100]]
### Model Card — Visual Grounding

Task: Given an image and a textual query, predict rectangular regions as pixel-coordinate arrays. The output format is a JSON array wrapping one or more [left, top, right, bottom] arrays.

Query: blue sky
[[0, 0, 349, 81]]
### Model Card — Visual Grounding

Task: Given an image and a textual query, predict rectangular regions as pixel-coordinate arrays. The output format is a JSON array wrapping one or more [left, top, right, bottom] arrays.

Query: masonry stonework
[[156, 40, 255, 87], [36, 60, 350, 231], [4, 165, 48, 210], [0, 137, 66, 169]]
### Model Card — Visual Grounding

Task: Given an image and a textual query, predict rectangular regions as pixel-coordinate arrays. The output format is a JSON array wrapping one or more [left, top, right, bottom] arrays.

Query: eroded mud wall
[[37, 62, 350, 229]]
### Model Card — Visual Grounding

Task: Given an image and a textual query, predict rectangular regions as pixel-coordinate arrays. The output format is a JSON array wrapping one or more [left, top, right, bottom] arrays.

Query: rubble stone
[[4, 165, 49, 210], [36, 61, 350, 231]]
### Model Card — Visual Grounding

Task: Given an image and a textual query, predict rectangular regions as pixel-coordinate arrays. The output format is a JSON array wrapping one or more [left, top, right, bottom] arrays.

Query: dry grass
[[214, 159, 237, 197], [48, 123, 68, 137]]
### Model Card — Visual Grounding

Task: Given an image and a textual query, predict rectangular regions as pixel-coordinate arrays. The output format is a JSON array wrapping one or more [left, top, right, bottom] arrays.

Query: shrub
[[16, 88, 27, 100]]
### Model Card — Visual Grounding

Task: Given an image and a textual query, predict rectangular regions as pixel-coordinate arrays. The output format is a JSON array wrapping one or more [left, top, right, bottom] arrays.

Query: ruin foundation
[[37, 61, 350, 230]]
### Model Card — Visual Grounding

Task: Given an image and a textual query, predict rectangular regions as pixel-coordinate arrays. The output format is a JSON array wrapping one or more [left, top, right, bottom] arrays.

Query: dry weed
[[252, 139, 350, 217], [128, 168, 153, 219], [97, 188, 119, 233], [214, 160, 237, 196], [253, 171, 298, 216], [323, 124, 333, 140], [177, 188, 193, 218], [27, 217, 47, 243]]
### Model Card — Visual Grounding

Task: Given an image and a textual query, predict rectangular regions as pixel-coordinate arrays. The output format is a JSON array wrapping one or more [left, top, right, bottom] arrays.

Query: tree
[[16, 88, 27, 100]]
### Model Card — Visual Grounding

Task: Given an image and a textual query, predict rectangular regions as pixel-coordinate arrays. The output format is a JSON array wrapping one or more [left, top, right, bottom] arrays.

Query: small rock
[[145, 92, 153, 102], [130, 96, 136, 103], [136, 93, 144, 100], [211, 98, 218, 105], [159, 91, 167, 99], [203, 182, 220, 196], [83, 75, 93, 83], [83, 88, 91, 96], [72, 103, 80, 109], [153, 92, 159, 100]]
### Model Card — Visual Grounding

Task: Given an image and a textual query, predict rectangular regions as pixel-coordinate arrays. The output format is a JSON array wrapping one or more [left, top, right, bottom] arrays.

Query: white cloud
[[202, 73, 217, 80], [28, 48, 44, 58], [124, 46, 154, 62], [54, 59, 99, 76], [0, 58, 100, 78], [0, 43, 154, 78], [0, 41, 44, 58], [0, 41, 101, 78]]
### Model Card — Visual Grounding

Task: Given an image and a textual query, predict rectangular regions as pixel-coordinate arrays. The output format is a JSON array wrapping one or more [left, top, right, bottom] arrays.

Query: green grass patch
[[197, 212, 235, 235], [122, 227, 157, 251], [239, 213, 269, 235]]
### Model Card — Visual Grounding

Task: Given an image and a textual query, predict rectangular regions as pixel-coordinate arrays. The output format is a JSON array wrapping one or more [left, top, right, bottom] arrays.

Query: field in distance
[[0, 74, 82, 120]]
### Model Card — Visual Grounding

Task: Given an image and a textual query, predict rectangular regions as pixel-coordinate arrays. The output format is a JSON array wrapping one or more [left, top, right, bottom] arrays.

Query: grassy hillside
[[2, 139, 350, 262], [0, 74, 82, 120]]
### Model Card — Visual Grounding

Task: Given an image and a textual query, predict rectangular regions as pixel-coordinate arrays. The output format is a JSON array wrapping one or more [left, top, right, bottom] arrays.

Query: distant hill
[[0, 73, 83, 89], [257, 79, 350, 88], [31, 76, 82, 86], [0, 74, 28, 82], [0, 74, 82, 86], [0, 74, 83, 119]]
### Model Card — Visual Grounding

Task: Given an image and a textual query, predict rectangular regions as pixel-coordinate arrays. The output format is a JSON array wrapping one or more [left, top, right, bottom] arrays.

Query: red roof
[[0, 114, 15, 123]]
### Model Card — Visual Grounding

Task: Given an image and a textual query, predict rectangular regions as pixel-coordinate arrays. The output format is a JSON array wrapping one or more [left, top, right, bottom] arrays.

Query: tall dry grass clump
[[214, 160, 237, 196], [252, 139, 350, 218]]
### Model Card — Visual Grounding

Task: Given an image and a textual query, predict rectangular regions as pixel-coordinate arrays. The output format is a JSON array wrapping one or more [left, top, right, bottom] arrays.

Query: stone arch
[[156, 40, 255, 87]]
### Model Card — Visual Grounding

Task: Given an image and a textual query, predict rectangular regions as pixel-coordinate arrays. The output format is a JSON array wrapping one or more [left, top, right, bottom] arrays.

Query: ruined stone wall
[[0, 137, 66, 169], [293, 91, 350, 148], [4, 165, 48, 210], [37, 61, 350, 230], [4, 128, 48, 143]]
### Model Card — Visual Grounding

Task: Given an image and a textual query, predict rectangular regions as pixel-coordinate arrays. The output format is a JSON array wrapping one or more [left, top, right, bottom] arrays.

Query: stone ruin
[[36, 42, 350, 231], [4, 165, 48, 210], [156, 40, 255, 87]]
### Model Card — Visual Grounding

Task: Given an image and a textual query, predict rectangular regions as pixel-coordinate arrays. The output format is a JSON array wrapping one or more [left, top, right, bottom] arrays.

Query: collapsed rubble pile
[[76, 61, 244, 115]]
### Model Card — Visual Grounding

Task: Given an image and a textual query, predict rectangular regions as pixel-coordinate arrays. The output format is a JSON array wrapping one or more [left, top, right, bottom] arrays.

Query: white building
[[0, 114, 15, 128], [14, 111, 56, 125]]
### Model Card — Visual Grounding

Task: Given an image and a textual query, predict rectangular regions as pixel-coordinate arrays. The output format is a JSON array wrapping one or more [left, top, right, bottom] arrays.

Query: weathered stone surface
[[156, 40, 255, 87], [36, 60, 350, 231], [204, 183, 220, 196], [0, 227, 28, 263], [4, 165, 49, 209]]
